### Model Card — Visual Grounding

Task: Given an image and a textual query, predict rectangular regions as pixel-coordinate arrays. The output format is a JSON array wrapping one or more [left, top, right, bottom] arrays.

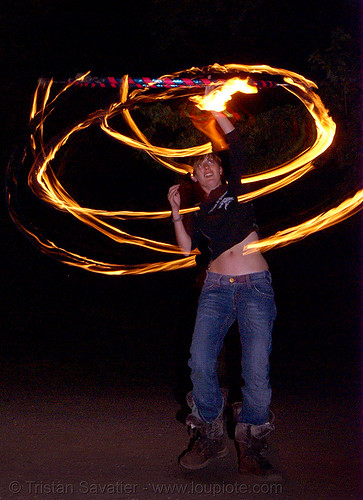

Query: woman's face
[[192, 156, 223, 194]]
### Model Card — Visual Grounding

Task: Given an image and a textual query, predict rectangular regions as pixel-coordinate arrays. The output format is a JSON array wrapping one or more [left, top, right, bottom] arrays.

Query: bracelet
[[172, 214, 183, 223]]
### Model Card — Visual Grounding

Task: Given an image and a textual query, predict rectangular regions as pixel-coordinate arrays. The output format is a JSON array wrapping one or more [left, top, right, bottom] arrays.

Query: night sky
[[1, 0, 361, 396]]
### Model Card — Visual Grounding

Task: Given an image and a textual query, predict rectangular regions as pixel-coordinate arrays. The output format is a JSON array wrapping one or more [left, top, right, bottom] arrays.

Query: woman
[[168, 110, 277, 476]]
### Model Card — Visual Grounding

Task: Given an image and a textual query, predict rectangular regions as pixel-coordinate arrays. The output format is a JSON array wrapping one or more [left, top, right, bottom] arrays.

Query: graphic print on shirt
[[208, 192, 235, 214]]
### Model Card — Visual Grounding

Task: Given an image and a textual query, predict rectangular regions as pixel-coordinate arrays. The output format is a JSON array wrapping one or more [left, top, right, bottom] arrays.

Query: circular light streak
[[6, 64, 362, 275]]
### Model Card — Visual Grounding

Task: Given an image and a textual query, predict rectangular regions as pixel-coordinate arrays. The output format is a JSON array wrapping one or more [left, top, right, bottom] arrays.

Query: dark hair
[[191, 153, 222, 173]]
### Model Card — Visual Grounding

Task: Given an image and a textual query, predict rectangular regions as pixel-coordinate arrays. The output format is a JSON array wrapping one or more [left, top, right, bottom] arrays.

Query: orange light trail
[[7, 64, 361, 275], [243, 189, 363, 254]]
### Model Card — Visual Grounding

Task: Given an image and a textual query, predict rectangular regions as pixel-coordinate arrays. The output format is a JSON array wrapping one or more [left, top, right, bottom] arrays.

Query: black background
[[1, 0, 361, 398]]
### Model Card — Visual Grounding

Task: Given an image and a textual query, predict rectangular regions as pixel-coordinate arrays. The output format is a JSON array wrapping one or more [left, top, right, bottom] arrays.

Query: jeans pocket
[[252, 279, 274, 298], [201, 280, 220, 293]]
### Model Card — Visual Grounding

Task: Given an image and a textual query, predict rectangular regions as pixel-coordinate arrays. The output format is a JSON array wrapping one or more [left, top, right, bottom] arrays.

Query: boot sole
[[179, 447, 229, 471]]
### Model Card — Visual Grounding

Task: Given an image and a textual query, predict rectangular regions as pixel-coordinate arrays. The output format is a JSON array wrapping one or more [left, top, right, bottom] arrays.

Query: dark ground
[[0, 361, 361, 500]]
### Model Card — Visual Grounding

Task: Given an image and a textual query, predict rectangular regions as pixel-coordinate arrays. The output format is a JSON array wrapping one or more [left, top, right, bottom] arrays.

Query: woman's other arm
[[167, 184, 192, 256]]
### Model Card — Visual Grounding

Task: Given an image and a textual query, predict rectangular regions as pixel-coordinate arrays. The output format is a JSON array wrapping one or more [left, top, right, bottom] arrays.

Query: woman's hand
[[168, 184, 181, 214]]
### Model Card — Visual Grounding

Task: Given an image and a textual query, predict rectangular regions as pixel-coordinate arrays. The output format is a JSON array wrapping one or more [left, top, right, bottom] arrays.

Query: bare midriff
[[208, 231, 269, 275]]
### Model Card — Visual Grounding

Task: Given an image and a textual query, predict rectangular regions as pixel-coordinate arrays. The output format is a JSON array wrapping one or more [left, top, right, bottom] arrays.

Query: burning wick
[[190, 78, 258, 112]]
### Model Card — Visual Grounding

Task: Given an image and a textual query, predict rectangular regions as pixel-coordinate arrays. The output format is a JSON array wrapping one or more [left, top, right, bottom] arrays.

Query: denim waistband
[[205, 270, 271, 285]]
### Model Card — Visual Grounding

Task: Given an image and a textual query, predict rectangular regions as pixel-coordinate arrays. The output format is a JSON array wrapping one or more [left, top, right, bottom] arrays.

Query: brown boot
[[236, 436, 273, 476], [235, 415, 277, 477], [179, 414, 228, 470], [179, 389, 229, 471]]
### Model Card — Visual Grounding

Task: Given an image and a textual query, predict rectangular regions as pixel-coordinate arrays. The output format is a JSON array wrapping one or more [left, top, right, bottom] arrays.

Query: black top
[[185, 129, 258, 261]]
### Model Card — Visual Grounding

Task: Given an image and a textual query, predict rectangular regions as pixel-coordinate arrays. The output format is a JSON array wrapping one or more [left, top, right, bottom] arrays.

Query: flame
[[190, 77, 258, 112], [6, 64, 361, 275]]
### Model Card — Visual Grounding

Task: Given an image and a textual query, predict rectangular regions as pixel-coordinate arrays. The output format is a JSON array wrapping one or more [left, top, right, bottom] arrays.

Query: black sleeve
[[225, 129, 247, 195]]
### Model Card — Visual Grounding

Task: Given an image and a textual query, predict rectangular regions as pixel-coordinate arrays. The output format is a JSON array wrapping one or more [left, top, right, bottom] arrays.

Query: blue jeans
[[188, 270, 277, 426]]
